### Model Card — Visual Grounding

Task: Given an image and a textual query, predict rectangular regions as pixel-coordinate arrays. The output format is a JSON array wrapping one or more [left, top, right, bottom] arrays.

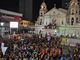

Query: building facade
[[35, 0, 80, 38], [0, 9, 22, 37], [19, 0, 33, 20]]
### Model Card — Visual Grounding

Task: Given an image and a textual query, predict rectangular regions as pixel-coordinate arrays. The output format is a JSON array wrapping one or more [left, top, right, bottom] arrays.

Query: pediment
[[44, 8, 67, 17]]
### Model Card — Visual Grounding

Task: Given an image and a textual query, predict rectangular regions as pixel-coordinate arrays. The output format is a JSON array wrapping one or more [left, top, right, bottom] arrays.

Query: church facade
[[35, 0, 80, 38]]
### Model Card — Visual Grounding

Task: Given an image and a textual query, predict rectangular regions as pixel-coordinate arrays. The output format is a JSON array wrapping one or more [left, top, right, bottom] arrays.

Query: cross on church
[[54, 4, 56, 8]]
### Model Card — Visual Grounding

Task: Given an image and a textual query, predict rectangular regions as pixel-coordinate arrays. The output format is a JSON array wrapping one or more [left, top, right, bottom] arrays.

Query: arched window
[[71, 10, 74, 15], [40, 19, 42, 25], [44, 7, 45, 9], [71, 17, 74, 25], [62, 21, 63, 25], [40, 13, 43, 16], [76, 18, 78, 23], [53, 11, 55, 13], [76, 10, 77, 13]]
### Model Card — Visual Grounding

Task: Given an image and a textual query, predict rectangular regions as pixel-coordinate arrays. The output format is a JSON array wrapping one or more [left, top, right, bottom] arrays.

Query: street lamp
[[54, 29, 57, 36], [54, 29, 57, 33], [0, 22, 4, 38], [0, 22, 4, 26]]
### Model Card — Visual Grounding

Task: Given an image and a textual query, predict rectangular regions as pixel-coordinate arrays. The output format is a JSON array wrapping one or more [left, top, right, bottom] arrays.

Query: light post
[[54, 29, 57, 36], [0, 22, 4, 37], [1, 22, 4, 26]]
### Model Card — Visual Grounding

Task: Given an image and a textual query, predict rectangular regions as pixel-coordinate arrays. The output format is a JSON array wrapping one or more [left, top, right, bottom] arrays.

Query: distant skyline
[[0, 0, 19, 12]]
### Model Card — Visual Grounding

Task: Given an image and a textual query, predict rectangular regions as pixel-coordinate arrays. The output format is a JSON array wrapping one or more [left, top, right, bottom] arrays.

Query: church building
[[35, 0, 80, 38]]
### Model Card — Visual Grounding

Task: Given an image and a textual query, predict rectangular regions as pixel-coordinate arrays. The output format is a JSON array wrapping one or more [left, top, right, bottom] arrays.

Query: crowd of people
[[0, 33, 80, 60]]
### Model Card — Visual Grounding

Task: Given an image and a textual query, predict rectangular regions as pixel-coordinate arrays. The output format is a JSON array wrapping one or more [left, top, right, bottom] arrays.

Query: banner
[[1, 47, 8, 55], [1, 43, 8, 55]]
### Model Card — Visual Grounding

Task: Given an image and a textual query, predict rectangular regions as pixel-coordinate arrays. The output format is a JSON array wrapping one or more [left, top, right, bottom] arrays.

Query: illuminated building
[[0, 9, 22, 36], [19, 20, 32, 27], [35, 0, 80, 38]]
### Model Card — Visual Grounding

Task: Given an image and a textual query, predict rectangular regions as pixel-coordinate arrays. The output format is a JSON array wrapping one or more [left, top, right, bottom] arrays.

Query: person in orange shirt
[[50, 48, 54, 56], [38, 47, 47, 60], [49, 47, 55, 59], [53, 47, 61, 60]]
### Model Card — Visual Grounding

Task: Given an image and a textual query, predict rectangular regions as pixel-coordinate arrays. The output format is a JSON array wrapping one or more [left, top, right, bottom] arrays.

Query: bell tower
[[39, 0, 47, 16], [67, 0, 79, 25], [36, 0, 48, 25]]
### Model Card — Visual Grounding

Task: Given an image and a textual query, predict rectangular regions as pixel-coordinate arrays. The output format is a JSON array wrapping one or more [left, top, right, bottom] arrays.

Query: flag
[[1, 46, 8, 55], [1, 43, 8, 55]]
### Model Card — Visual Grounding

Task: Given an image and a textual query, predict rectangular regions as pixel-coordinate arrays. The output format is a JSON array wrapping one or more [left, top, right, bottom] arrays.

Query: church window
[[71, 17, 74, 25], [76, 18, 78, 23], [72, 12, 74, 15], [40, 19, 42, 25], [44, 7, 45, 9], [62, 21, 63, 25], [76, 11, 77, 13], [71, 9, 74, 15], [40, 13, 43, 16], [53, 11, 55, 13]]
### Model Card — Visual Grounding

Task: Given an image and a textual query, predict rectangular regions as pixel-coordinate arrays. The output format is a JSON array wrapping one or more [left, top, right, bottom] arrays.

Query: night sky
[[0, 0, 62, 21], [0, 0, 19, 12], [0, 0, 62, 12], [32, 0, 62, 21]]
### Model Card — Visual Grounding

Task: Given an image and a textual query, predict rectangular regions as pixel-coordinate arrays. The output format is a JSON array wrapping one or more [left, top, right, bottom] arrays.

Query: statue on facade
[[44, 19, 57, 29]]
